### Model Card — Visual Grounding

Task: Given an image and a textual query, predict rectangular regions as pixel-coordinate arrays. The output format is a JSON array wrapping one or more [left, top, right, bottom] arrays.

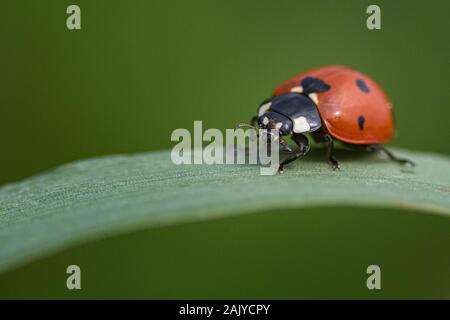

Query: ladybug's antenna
[[235, 122, 256, 130], [235, 122, 259, 141]]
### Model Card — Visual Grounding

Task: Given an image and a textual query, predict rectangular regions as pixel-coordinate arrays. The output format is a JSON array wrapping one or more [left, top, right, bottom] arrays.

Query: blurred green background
[[2, 0, 449, 185], [1, 207, 449, 299], [0, 0, 449, 298]]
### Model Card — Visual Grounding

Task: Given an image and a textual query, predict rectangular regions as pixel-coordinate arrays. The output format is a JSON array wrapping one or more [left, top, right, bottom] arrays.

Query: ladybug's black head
[[258, 111, 293, 137]]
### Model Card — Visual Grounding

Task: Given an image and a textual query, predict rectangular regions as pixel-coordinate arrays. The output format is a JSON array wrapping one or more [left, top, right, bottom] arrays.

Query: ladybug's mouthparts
[[280, 138, 292, 152], [266, 131, 277, 142], [235, 122, 291, 151]]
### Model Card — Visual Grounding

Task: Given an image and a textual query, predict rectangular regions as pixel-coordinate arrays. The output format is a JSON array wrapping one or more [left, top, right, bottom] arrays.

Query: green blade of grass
[[0, 147, 449, 273]]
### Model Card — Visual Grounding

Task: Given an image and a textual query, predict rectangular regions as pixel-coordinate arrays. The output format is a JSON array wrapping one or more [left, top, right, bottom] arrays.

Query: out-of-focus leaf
[[0, 148, 449, 272]]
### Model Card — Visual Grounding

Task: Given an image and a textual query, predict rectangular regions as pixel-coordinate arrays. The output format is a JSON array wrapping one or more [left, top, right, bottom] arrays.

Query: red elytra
[[273, 65, 394, 145]]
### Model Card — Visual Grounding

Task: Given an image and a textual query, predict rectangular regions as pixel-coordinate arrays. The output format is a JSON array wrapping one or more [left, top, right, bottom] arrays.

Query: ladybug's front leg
[[278, 133, 310, 173]]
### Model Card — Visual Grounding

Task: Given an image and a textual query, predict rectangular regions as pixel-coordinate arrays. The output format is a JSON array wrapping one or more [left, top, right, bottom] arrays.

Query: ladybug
[[240, 65, 414, 172]]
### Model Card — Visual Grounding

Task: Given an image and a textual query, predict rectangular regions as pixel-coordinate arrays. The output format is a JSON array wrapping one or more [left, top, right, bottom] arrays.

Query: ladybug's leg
[[324, 134, 340, 170], [278, 133, 310, 173], [369, 145, 415, 166]]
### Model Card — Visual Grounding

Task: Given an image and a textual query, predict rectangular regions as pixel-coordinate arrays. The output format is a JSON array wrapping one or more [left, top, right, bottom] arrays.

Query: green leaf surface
[[0, 148, 449, 273]]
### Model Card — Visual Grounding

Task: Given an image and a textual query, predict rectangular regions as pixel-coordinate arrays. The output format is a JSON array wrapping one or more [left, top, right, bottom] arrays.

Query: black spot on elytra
[[356, 79, 370, 93], [358, 115, 365, 130], [301, 77, 331, 94]]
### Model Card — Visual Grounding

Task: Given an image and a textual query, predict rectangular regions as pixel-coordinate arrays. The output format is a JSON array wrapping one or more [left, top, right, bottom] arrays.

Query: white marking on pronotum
[[258, 101, 272, 116], [293, 116, 311, 133], [275, 122, 282, 129], [290, 86, 303, 93], [309, 93, 319, 105], [262, 117, 269, 125]]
